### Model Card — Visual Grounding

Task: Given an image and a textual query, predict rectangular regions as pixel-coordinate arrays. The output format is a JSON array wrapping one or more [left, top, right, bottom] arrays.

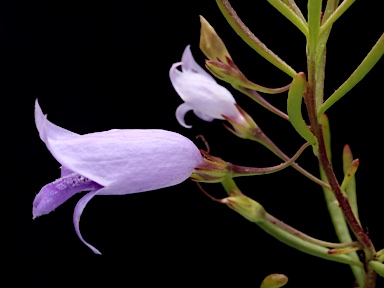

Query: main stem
[[306, 50, 376, 287]]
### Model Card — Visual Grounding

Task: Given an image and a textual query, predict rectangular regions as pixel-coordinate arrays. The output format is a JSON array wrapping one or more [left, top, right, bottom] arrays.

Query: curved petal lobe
[[181, 45, 215, 82], [73, 188, 103, 254], [176, 103, 193, 128], [35, 100, 78, 143], [169, 62, 184, 98]]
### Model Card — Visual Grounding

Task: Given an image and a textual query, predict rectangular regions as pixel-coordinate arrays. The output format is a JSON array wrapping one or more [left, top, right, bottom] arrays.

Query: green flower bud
[[260, 273, 288, 288]]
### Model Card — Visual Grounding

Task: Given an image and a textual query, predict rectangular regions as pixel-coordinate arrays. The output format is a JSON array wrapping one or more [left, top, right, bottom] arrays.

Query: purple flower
[[170, 45, 244, 128], [33, 100, 203, 254]]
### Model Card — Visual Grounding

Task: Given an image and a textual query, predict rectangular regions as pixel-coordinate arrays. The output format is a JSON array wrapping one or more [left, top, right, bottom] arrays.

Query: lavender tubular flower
[[33, 100, 203, 254], [169, 45, 244, 128]]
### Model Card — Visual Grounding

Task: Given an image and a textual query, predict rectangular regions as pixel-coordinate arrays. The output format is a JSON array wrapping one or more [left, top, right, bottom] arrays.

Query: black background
[[2, 1, 384, 287]]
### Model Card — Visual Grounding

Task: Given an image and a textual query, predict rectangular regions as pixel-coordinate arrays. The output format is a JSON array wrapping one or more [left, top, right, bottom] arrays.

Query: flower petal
[[45, 129, 202, 191], [174, 72, 238, 120], [33, 172, 101, 219], [35, 99, 78, 143], [193, 110, 214, 122], [73, 188, 103, 254], [169, 62, 187, 101], [176, 103, 193, 128], [60, 166, 74, 177], [171, 46, 246, 127], [181, 45, 215, 82]]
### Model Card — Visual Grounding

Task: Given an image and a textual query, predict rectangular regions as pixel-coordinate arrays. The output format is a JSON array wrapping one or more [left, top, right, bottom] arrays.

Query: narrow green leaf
[[318, 33, 384, 117], [287, 72, 318, 153], [307, 0, 322, 54], [266, 0, 308, 36], [369, 261, 384, 278], [342, 145, 360, 224], [319, 0, 356, 37]]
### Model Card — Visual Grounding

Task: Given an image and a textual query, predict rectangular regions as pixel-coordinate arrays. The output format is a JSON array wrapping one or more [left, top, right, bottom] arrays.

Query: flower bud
[[199, 15, 231, 64], [170, 45, 244, 128], [221, 190, 266, 223], [260, 274, 288, 288]]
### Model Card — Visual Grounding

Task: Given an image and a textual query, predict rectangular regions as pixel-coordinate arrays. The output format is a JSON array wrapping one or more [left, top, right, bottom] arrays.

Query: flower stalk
[[192, 142, 310, 183]]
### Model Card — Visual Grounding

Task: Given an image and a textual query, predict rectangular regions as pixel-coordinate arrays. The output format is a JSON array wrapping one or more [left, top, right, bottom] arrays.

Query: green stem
[[320, 116, 363, 264], [313, 0, 339, 107], [249, 130, 330, 189], [308, 56, 376, 288], [316, 3, 366, 286], [306, 36, 376, 288], [305, 3, 376, 286], [236, 86, 290, 121], [230, 142, 310, 177], [233, 79, 291, 94], [320, 167, 366, 287], [215, 0, 297, 77], [221, 178, 240, 195]]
